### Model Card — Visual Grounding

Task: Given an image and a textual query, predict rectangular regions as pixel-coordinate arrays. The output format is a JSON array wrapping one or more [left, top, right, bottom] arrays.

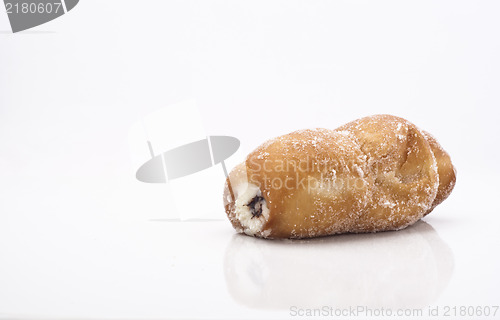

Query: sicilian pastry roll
[[223, 115, 455, 239]]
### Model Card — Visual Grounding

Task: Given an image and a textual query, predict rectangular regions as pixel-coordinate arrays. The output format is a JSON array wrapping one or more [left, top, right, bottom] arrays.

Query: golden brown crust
[[335, 115, 439, 232], [422, 131, 456, 215], [223, 115, 454, 239], [223, 163, 246, 232], [245, 128, 370, 238]]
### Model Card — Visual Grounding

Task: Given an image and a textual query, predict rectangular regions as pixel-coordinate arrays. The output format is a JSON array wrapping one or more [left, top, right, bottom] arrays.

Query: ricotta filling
[[234, 183, 270, 236]]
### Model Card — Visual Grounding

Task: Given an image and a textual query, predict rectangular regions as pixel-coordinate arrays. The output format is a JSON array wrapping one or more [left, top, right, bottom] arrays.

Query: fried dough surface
[[224, 115, 455, 239]]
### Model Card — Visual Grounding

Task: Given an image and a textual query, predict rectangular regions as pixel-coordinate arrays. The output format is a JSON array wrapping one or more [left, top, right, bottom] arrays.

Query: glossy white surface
[[0, 210, 499, 319]]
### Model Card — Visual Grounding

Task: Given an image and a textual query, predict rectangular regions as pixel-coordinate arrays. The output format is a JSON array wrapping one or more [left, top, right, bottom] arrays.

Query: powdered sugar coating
[[223, 114, 455, 239]]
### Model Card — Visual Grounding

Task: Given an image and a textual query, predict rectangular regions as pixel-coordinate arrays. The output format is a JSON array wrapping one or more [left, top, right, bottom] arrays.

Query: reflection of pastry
[[224, 221, 454, 309], [223, 115, 456, 239]]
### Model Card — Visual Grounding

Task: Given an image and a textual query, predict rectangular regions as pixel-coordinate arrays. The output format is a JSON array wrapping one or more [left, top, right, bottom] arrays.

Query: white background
[[0, 1, 499, 319]]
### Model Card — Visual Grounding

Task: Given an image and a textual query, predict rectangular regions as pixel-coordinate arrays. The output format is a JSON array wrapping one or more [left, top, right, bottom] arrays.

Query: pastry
[[223, 115, 456, 239]]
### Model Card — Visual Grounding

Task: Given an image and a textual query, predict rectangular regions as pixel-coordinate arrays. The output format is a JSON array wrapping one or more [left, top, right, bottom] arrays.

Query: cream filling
[[234, 183, 270, 236]]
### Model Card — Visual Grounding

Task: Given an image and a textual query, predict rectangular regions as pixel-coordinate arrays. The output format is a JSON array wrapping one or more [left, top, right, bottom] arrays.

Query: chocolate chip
[[247, 195, 264, 219]]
